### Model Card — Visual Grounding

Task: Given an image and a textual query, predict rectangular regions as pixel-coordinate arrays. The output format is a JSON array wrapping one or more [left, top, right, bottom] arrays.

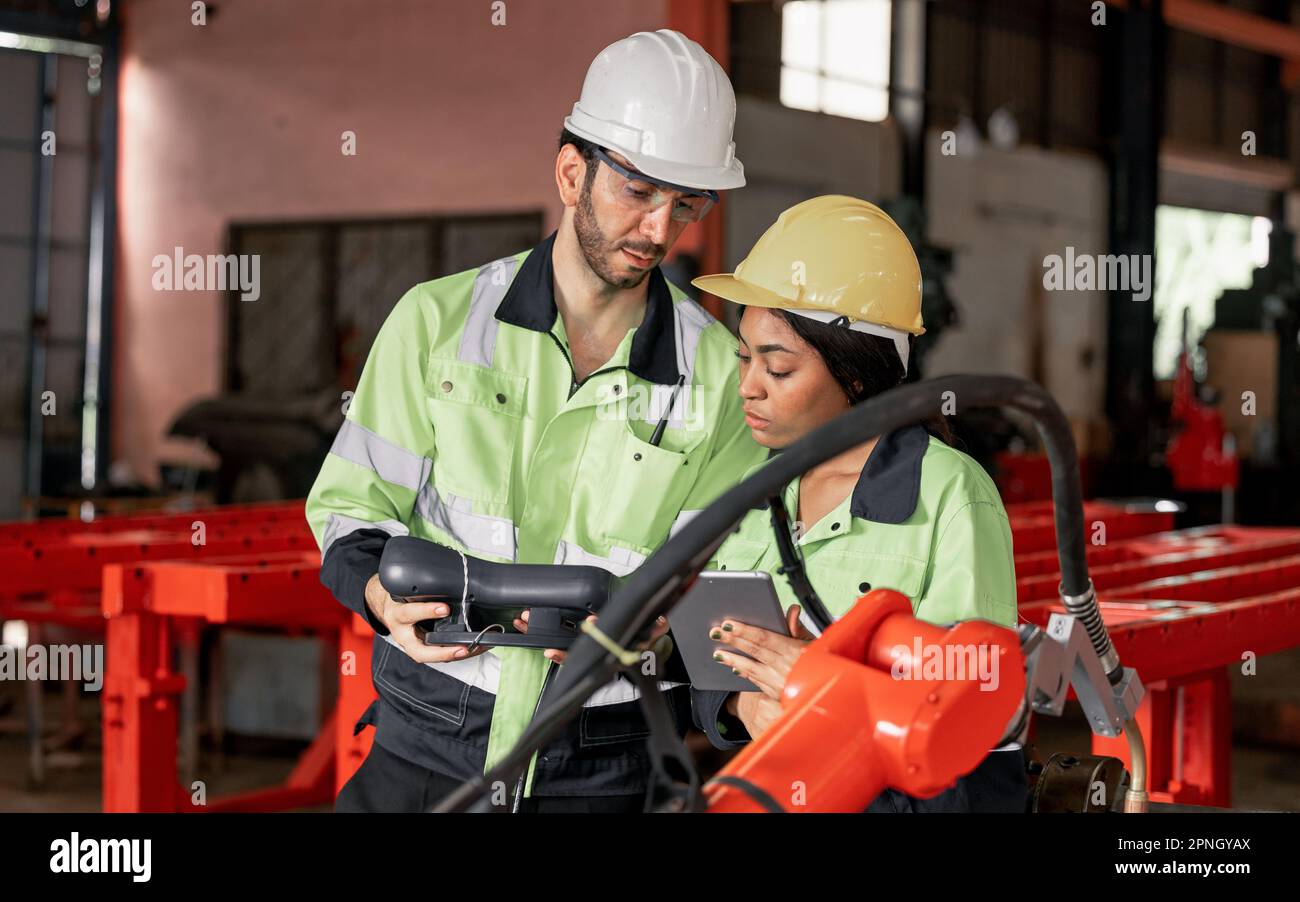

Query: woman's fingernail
[[722, 623, 734, 632], [454, 648, 468, 658], [435, 606, 448, 616], [710, 629, 722, 640], [731, 668, 741, 675], [713, 653, 724, 662]]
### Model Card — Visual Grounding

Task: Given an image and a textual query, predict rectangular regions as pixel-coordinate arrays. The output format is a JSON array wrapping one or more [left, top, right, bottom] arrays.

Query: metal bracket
[[1018, 613, 1145, 739]]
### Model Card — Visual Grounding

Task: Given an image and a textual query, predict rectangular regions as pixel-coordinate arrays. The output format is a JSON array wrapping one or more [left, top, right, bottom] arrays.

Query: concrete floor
[[0, 691, 325, 813]]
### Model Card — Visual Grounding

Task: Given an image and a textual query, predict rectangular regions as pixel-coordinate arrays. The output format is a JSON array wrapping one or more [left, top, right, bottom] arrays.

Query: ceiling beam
[[1108, 0, 1300, 85]]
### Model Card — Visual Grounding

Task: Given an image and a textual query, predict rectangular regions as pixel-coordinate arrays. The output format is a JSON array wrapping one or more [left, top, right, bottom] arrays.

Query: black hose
[[433, 375, 1100, 813]]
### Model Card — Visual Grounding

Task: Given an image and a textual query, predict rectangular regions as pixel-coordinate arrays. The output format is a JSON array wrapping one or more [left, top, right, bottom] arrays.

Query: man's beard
[[574, 181, 661, 290]]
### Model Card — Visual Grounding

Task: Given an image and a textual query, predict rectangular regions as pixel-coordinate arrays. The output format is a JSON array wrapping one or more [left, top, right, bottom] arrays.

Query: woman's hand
[[728, 690, 784, 740], [712, 604, 814, 700]]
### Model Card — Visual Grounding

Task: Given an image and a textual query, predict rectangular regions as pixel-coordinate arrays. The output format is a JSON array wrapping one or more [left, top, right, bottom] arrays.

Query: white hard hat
[[564, 29, 745, 191]]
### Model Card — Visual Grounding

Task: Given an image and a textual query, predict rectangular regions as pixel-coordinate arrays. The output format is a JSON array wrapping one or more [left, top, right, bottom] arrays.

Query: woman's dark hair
[[558, 128, 599, 191], [772, 309, 953, 444]]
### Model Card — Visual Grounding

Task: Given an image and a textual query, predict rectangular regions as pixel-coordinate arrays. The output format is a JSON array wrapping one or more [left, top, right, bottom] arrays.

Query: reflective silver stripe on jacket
[[672, 295, 711, 389], [457, 255, 519, 367], [321, 513, 409, 556], [414, 483, 517, 561], [552, 538, 645, 577], [379, 637, 504, 695], [329, 419, 432, 492], [380, 638, 682, 706], [583, 676, 687, 707]]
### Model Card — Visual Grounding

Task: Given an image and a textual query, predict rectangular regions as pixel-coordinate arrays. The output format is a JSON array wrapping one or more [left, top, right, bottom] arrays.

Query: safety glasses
[[592, 147, 720, 223]]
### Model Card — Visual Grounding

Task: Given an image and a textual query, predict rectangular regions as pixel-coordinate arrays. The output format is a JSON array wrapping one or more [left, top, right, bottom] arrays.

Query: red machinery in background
[[1166, 310, 1239, 513], [0, 501, 375, 810]]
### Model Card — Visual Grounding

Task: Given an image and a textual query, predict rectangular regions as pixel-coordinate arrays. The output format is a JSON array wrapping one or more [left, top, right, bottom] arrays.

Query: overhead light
[[0, 30, 100, 58]]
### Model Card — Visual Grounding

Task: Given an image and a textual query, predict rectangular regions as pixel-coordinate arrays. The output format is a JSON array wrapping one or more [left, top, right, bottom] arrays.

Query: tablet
[[669, 570, 790, 692]]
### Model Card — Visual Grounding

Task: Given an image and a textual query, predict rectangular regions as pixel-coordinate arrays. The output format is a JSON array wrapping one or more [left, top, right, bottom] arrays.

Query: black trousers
[[335, 741, 645, 814], [865, 747, 1030, 813]]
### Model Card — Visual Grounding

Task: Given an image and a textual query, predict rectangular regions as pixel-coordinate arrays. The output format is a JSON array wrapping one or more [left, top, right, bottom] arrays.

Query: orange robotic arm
[[705, 589, 1026, 813]]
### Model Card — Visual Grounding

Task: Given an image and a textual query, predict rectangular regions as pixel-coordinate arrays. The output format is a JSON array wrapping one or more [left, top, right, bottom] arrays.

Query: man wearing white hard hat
[[308, 30, 764, 812]]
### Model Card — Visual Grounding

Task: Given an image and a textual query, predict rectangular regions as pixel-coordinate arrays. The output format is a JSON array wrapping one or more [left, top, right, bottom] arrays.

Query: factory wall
[[114, 0, 667, 486], [725, 96, 903, 275], [925, 131, 1110, 428]]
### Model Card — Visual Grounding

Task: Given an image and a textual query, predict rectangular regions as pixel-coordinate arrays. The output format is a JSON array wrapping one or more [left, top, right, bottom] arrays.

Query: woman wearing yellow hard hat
[[689, 195, 1026, 812]]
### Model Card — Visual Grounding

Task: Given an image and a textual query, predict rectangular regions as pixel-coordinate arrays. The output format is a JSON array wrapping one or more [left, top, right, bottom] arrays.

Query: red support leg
[[1092, 669, 1232, 808], [1167, 668, 1233, 807], [336, 618, 375, 795], [102, 610, 185, 812]]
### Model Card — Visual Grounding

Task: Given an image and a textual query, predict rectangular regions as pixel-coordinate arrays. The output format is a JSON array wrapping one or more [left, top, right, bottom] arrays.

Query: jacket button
[[633, 453, 642, 461], [441, 381, 453, 392], [613, 385, 622, 395], [859, 581, 871, 593], [496, 393, 507, 404], [831, 522, 841, 531]]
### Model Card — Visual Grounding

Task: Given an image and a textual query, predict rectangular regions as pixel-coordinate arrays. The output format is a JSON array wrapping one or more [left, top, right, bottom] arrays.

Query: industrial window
[[779, 0, 892, 123], [1153, 205, 1272, 380], [224, 213, 543, 397]]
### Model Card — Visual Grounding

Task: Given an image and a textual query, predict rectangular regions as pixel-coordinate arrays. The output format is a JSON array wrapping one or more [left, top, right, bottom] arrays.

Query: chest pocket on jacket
[[807, 548, 929, 620], [711, 535, 768, 572], [599, 417, 708, 555], [425, 356, 527, 505]]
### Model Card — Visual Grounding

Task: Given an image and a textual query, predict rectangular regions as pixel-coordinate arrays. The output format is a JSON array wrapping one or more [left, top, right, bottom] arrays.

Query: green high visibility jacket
[[306, 231, 766, 798], [691, 424, 1018, 751]]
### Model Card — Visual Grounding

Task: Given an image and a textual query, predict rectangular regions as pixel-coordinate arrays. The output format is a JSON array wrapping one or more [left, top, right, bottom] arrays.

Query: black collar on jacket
[[761, 423, 930, 524], [494, 230, 681, 385]]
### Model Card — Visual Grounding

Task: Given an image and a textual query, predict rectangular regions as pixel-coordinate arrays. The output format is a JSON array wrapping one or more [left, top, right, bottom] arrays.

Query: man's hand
[[515, 611, 670, 665], [711, 604, 813, 699], [365, 573, 489, 664]]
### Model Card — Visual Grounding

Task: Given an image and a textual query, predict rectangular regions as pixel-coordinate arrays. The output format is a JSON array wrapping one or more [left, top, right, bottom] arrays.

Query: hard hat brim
[[692, 272, 927, 337], [619, 148, 747, 191], [691, 272, 796, 310], [563, 117, 746, 191]]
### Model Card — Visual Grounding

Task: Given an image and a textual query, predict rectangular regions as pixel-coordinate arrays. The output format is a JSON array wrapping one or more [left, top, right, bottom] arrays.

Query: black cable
[[704, 776, 787, 813], [436, 375, 1097, 812], [767, 493, 834, 632]]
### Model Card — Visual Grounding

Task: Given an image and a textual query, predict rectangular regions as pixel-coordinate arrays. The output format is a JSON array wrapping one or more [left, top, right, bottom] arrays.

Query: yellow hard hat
[[692, 195, 923, 367]]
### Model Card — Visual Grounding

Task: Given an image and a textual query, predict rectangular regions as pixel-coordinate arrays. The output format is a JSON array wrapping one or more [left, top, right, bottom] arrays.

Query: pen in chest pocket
[[649, 374, 687, 447]]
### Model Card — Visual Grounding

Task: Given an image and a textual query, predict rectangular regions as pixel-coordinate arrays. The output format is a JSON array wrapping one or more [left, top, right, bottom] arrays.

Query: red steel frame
[[1018, 526, 1300, 807], [5, 497, 1295, 811], [0, 501, 370, 811], [99, 549, 348, 811]]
